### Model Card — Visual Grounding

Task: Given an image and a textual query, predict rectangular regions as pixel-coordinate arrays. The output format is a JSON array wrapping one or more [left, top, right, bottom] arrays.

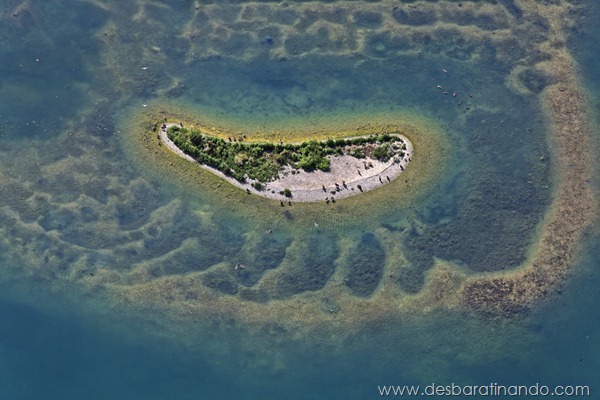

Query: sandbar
[[159, 123, 413, 203]]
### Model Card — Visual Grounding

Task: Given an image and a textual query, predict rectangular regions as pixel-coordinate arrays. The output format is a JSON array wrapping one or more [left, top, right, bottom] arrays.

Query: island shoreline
[[159, 123, 413, 203]]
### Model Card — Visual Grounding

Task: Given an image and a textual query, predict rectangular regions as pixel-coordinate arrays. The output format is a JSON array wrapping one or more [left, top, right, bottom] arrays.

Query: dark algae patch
[[344, 232, 386, 297], [166, 124, 407, 184], [269, 232, 339, 299], [235, 233, 292, 287]]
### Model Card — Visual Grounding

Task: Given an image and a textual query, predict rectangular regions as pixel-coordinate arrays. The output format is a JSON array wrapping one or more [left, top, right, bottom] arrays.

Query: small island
[[157, 122, 412, 202]]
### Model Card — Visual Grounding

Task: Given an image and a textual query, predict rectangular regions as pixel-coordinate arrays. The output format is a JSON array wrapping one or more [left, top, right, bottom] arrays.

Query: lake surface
[[0, 1, 598, 399]]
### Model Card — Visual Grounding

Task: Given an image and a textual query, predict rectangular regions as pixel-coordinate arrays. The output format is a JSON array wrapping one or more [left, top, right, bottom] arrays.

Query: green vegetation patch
[[166, 125, 406, 183]]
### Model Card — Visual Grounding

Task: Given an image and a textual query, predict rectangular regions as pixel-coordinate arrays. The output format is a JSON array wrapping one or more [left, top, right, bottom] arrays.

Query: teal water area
[[0, 0, 599, 399]]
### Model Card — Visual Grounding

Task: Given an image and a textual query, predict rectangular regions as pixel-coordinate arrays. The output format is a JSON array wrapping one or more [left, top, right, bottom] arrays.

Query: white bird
[[141, 67, 148, 70]]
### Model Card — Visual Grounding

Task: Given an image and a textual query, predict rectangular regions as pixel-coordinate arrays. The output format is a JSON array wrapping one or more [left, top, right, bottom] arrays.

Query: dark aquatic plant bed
[[166, 125, 407, 183]]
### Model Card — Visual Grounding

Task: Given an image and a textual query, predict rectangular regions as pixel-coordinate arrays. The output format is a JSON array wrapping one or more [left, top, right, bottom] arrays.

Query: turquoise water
[[0, 1, 599, 399]]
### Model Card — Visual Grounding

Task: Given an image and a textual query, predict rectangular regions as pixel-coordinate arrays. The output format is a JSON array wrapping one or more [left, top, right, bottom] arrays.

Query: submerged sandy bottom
[[111, 0, 598, 336], [0, 0, 597, 367]]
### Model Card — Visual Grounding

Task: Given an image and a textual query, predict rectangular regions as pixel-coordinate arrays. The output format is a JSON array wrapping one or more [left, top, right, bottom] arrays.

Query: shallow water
[[0, 0, 599, 398]]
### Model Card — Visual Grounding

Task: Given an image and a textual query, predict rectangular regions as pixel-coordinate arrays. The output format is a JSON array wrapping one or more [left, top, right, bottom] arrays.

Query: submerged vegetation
[[166, 125, 407, 183]]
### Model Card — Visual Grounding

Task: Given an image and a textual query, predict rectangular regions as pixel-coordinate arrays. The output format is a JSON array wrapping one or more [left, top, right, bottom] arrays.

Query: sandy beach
[[159, 124, 412, 202]]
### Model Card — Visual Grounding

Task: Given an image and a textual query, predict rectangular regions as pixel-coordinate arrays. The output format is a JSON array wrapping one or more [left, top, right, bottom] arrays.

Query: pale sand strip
[[159, 124, 412, 203]]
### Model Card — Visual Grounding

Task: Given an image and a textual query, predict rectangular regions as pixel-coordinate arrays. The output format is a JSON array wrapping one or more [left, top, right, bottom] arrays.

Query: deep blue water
[[1, 1, 599, 399], [0, 297, 219, 400]]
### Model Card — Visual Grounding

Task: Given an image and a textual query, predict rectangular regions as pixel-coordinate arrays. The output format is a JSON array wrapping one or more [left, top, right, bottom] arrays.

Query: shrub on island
[[165, 125, 406, 184]]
